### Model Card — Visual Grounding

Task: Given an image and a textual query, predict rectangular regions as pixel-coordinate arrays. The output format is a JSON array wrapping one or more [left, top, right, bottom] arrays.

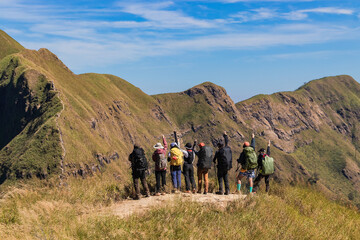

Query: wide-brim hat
[[185, 143, 192, 149], [153, 143, 164, 149]]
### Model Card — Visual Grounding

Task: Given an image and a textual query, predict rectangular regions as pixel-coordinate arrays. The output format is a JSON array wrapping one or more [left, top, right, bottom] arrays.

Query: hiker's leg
[[189, 165, 196, 190], [265, 175, 270, 192], [185, 168, 194, 191], [253, 174, 263, 192], [140, 171, 150, 196], [155, 171, 161, 193], [171, 170, 178, 189], [184, 166, 191, 191], [176, 170, 181, 190], [133, 177, 140, 196], [249, 176, 254, 193], [224, 170, 230, 193], [161, 170, 166, 188], [217, 168, 223, 192], [204, 169, 209, 193], [197, 168, 202, 192]]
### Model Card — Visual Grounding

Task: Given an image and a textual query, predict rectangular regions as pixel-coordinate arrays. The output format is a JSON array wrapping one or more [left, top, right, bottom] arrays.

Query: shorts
[[238, 169, 256, 179]]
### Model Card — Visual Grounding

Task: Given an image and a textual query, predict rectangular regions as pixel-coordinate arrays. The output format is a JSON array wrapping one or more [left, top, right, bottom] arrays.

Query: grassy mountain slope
[[0, 30, 24, 60], [1, 29, 360, 205], [236, 75, 360, 203], [0, 53, 63, 182]]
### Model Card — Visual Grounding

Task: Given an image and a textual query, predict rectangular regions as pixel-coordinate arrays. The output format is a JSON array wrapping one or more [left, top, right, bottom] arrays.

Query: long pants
[[183, 164, 196, 191], [217, 168, 229, 193], [132, 169, 149, 196], [171, 167, 182, 189], [253, 173, 271, 192], [197, 168, 209, 193], [155, 170, 166, 192]]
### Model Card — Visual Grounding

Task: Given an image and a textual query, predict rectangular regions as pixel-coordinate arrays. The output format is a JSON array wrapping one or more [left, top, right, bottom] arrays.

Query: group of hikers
[[128, 131, 275, 200]]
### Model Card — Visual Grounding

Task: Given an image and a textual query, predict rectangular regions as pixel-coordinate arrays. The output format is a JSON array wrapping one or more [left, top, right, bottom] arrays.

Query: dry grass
[[0, 178, 359, 239]]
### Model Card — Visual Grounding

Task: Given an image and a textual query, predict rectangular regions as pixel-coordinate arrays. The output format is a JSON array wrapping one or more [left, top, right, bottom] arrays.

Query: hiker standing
[[169, 142, 185, 193], [213, 131, 232, 195], [195, 142, 213, 194], [152, 135, 168, 196], [253, 140, 274, 193], [235, 133, 257, 194], [183, 142, 197, 193], [129, 144, 150, 200]]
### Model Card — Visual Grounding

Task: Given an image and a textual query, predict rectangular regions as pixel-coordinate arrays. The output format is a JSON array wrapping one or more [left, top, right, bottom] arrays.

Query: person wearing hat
[[183, 141, 197, 193], [169, 142, 187, 193], [152, 135, 168, 196], [253, 140, 272, 193], [213, 131, 232, 195], [235, 133, 257, 194]]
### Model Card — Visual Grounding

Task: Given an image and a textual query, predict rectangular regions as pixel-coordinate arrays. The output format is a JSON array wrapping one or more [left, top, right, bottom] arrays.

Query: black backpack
[[197, 146, 213, 169], [184, 150, 194, 165], [130, 148, 148, 170], [217, 146, 232, 170]]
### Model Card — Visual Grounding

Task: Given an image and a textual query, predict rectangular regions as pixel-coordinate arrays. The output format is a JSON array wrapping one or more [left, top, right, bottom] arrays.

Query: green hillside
[[0, 30, 24, 60]]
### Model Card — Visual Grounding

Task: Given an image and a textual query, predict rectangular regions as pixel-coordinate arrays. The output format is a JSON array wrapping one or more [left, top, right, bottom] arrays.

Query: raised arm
[[250, 133, 255, 150], [162, 135, 168, 151], [267, 140, 271, 156], [223, 131, 229, 147]]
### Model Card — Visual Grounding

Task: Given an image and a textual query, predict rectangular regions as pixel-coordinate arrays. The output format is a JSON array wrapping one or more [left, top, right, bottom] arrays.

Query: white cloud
[[231, 7, 355, 22], [299, 7, 354, 15]]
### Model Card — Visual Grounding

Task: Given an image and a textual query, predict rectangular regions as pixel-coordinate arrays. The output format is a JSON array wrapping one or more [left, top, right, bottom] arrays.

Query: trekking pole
[[174, 131, 179, 146]]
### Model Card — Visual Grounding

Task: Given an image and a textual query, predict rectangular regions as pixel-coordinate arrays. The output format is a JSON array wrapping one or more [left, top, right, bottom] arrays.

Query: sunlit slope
[[0, 30, 24, 60], [236, 75, 360, 203]]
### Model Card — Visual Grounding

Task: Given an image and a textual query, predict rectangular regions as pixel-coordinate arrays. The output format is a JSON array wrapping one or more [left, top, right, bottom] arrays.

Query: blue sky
[[1, 0, 360, 102]]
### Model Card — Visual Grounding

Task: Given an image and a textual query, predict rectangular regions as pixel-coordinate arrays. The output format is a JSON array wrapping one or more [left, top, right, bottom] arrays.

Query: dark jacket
[[257, 146, 271, 169], [237, 137, 255, 166], [213, 134, 232, 170], [129, 147, 148, 171]]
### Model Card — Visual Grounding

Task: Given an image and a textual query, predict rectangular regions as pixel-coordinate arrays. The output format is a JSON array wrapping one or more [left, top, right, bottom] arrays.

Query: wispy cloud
[[231, 7, 354, 22], [300, 7, 354, 15], [117, 1, 216, 29]]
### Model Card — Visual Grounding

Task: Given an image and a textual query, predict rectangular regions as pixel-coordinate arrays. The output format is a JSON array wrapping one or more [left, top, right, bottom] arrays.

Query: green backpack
[[261, 155, 274, 175], [244, 147, 258, 170]]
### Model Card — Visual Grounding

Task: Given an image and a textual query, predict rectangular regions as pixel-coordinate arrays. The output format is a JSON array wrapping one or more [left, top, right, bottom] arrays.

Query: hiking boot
[[192, 189, 196, 194], [134, 194, 141, 200], [203, 191, 207, 195], [145, 192, 150, 197], [161, 192, 166, 195], [233, 190, 241, 195], [197, 190, 202, 194], [225, 190, 230, 195], [216, 191, 224, 195], [155, 192, 161, 196], [185, 190, 191, 194]]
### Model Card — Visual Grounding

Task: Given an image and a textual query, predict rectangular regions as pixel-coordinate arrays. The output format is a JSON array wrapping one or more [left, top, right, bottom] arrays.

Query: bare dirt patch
[[111, 193, 247, 218]]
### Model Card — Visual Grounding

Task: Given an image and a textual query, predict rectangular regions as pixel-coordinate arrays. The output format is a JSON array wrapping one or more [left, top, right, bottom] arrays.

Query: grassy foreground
[[0, 178, 359, 240]]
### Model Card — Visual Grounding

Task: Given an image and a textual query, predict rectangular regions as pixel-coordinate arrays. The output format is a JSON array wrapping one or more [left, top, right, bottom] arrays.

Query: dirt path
[[111, 193, 247, 218]]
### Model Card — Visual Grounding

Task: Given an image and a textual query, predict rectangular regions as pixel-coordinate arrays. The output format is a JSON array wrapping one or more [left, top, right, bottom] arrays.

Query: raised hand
[[268, 140, 271, 146], [252, 133, 255, 139]]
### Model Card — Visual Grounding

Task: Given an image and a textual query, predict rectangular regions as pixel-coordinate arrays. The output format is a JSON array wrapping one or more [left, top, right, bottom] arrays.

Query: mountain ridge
[[0, 29, 360, 205]]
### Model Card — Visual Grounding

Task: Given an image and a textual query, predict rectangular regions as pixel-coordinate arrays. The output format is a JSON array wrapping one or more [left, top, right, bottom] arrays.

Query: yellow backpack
[[170, 148, 184, 166]]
